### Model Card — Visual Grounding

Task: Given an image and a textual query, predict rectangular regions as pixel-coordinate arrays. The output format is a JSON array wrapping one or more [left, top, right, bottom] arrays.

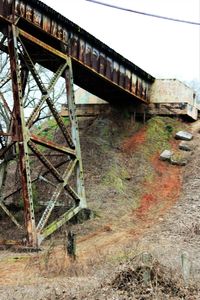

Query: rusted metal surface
[[65, 58, 87, 208], [8, 24, 37, 247], [30, 134, 76, 156], [0, 0, 154, 104], [3, 159, 70, 202], [0, 21, 87, 248], [36, 158, 78, 233], [0, 0, 155, 249], [0, 131, 11, 136], [38, 206, 82, 243], [0, 201, 22, 228], [28, 140, 65, 183]]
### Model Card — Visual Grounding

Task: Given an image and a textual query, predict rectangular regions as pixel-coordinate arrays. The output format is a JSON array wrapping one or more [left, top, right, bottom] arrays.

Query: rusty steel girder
[[0, 0, 155, 249], [0, 0, 154, 106], [0, 23, 87, 248]]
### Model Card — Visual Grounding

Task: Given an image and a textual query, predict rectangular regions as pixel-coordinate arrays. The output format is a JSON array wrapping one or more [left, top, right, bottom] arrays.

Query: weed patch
[[144, 116, 187, 158]]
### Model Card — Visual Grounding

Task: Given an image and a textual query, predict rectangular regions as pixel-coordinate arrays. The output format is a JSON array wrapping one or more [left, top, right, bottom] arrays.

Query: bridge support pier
[[0, 24, 87, 249]]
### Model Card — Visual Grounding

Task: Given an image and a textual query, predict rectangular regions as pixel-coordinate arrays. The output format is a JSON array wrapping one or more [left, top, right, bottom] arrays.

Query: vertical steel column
[[65, 58, 87, 208], [8, 25, 37, 247]]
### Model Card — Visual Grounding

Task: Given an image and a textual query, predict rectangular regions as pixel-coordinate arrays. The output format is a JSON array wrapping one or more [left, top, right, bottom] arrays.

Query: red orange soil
[[136, 156, 182, 219], [123, 125, 182, 222], [122, 126, 146, 153]]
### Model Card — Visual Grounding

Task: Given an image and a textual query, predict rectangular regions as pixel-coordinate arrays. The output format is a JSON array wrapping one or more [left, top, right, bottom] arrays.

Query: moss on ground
[[143, 116, 187, 158], [102, 165, 127, 193]]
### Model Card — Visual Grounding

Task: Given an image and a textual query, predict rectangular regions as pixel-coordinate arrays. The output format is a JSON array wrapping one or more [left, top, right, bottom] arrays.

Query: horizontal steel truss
[[0, 24, 87, 248]]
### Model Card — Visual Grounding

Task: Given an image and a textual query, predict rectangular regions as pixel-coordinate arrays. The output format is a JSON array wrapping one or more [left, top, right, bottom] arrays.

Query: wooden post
[[181, 252, 191, 283], [141, 252, 152, 285]]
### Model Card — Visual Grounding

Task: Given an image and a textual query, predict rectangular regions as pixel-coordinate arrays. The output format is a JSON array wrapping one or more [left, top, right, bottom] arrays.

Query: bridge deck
[[0, 0, 154, 104]]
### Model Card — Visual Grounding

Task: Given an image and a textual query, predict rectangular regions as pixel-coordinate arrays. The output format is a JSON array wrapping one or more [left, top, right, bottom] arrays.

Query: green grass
[[142, 116, 187, 158], [102, 167, 125, 193], [36, 117, 70, 140]]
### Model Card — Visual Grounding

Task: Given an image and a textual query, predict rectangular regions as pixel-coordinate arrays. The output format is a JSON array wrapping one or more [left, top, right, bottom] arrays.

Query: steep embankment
[[74, 115, 186, 255], [1, 114, 200, 299]]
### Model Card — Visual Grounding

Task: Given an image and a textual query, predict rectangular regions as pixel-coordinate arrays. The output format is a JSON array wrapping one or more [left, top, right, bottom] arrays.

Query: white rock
[[175, 131, 193, 141], [160, 150, 173, 161], [179, 141, 193, 152]]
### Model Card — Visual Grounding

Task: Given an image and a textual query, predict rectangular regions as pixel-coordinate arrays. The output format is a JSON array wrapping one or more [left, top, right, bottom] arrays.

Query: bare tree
[[0, 50, 11, 131], [0, 33, 66, 134]]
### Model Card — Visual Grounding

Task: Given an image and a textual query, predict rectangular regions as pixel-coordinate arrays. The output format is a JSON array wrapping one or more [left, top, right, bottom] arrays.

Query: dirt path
[[137, 123, 200, 276]]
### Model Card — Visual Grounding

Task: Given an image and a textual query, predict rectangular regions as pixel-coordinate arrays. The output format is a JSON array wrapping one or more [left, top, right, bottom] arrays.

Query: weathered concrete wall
[[150, 79, 196, 106], [66, 82, 198, 120], [61, 88, 108, 117], [187, 104, 198, 120], [148, 103, 198, 120], [61, 103, 111, 117], [75, 88, 107, 105]]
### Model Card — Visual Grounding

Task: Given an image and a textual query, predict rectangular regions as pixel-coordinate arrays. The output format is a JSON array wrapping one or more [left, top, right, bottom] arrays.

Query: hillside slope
[[1, 114, 200, 299]]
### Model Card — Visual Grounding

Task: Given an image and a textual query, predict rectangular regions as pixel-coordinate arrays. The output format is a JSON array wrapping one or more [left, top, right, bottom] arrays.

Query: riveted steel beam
[[28, 140, 64, 183], [0, 21, 87, 249], [3, 159, 70, 202], [37, 158, 78, 232], [65, 58, 87, 208], [17, 35, 74, 148], [8, 24, 37, 247], [0, 201, 22, 229], [30, 134, 76, 157], [38, 206, 82, 244], [26, 62, 68, 128]]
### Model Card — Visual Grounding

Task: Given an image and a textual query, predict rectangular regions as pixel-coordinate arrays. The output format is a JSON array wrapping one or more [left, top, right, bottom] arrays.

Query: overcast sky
[[42, 0, 200, 82]]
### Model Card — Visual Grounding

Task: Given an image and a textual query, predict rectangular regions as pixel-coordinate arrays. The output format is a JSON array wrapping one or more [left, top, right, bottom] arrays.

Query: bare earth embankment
[[0, 115, 200, 299]]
